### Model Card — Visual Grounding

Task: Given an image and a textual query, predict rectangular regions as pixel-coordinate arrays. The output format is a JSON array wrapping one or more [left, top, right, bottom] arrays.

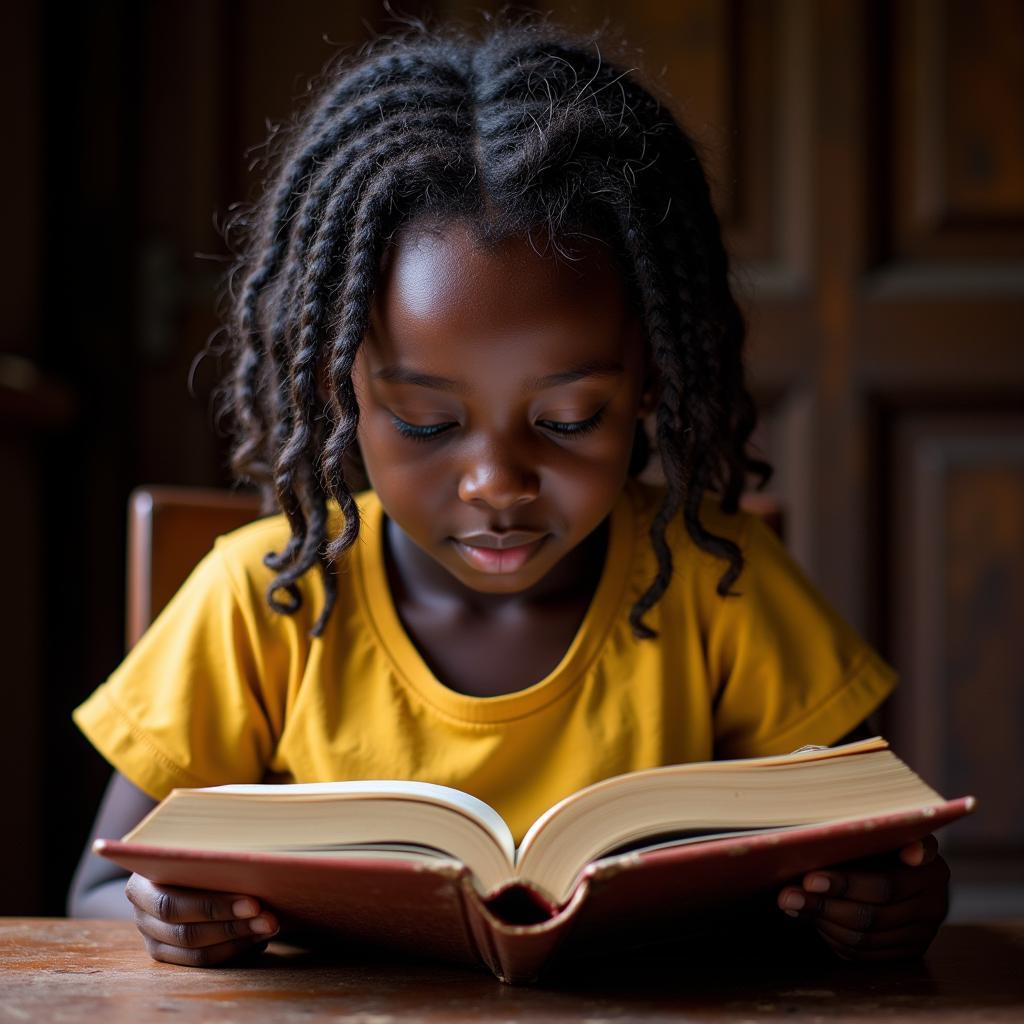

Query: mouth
[[451, 532, 549, 575]]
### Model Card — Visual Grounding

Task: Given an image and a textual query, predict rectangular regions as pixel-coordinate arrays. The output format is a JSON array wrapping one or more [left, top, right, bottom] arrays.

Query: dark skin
[[358, 220, 652, 696], [69, 218, 949, 965]]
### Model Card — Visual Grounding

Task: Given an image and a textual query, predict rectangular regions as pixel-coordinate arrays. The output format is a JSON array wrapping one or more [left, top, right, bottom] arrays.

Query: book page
[[514, 740, 946, 903], [177, 780, 518, 866], [516, 737, 891, 856]]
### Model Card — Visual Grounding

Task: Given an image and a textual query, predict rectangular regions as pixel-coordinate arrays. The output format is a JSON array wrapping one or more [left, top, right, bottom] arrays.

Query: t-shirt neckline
[[354, 488, 636, 725]]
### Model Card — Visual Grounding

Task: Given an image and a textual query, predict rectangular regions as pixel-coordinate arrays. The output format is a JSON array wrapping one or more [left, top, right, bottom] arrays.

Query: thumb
[[899, 834, 939, 867]]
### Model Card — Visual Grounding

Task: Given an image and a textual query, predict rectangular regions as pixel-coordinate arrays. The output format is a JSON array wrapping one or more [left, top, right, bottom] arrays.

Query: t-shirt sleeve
[[72, 542, 280, 801], [706, 515, 898, 759]]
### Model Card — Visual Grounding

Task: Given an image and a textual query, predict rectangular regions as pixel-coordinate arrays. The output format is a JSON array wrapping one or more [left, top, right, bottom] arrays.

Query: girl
[[69, 20, 949, 968]]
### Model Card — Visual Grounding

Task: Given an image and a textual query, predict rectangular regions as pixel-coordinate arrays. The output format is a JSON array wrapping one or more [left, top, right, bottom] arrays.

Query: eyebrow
[[373, 360, 624, 394]]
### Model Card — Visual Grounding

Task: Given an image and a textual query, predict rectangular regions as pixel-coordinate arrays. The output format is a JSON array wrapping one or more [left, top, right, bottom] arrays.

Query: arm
[[69, 771, 279, 965], [68, 771, 156, 918], [775, 718, 951, 960]]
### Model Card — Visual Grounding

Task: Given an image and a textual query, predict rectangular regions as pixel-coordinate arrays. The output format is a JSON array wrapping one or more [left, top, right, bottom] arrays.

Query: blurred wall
[[2, 0, 1022, 916]]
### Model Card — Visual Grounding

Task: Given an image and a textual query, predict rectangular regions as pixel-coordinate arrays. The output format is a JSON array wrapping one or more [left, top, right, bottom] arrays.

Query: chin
[[454, 570, 542, 595], [443, 558, 554, 595]]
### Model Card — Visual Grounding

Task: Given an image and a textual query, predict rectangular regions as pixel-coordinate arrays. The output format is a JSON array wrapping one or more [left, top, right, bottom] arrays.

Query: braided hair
[[219, 20, 771, 639]]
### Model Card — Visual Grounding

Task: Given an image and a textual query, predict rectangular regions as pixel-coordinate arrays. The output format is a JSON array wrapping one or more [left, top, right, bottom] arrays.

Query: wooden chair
[[125, 485, 784, 648], [126, 486, 261, 648]]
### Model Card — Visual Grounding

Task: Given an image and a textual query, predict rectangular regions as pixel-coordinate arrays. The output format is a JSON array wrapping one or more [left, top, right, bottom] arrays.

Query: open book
[[97, 738, 974, 983]]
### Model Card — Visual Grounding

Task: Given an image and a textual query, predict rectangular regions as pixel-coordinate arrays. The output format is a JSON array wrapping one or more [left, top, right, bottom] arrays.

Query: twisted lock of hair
[[230, 71, 467, 484], [265, 125, 467, 571], [252, 97, 467, 574], [218, 22, 771, 639], [257, 108, 469, 575], [295, 147, 469, 634]]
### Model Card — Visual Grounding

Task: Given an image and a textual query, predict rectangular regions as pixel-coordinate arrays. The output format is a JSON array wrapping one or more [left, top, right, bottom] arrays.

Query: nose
[[457, 442, 540, 510]]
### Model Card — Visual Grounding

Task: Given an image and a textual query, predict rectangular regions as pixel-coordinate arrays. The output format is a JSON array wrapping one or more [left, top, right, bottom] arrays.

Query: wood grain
[[2, 918, 1024, 1022]]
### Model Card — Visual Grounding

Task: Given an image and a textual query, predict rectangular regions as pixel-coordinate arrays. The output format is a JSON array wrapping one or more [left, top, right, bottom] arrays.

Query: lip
[[451, 533, 549, 575], [455, 530, 547, 550]]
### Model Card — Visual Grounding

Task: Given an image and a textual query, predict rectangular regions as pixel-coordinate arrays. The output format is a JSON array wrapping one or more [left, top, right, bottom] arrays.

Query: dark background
[[3, 0, 1022, 918]]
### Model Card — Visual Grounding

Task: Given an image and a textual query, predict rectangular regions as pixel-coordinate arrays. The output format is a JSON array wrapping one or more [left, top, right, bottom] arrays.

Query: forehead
[[367, 218, 634, 373]]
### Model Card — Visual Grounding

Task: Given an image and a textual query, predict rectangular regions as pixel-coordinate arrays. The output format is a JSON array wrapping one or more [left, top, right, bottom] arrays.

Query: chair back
[[738, 492, 784, 541], [126, 486, 261, 647]]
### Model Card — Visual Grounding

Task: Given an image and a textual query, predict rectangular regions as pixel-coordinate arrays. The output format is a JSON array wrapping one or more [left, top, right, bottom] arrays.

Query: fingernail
[[233, 898, 259, 918], [902, 842, 924, 866], [249, 916, 275, 935], [805, 875, 830, 893], [781, 891, 805, 911]]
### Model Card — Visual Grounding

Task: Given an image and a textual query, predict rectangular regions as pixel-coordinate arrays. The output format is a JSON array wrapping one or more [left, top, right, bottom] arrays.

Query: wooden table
[[2, 917, 1024, 1021]]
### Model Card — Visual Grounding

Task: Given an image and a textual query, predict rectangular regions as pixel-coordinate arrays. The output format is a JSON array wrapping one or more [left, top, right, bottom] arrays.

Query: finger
[[899, 834, 940, 867], [787, 891, 941, 934], [126, 876, 262, 924], [799, 856, 949, 905], [815, 918, 939, 956], [782, 878, 949, 931], [134, 907, 278, 950], [142, 932, 271, 967]]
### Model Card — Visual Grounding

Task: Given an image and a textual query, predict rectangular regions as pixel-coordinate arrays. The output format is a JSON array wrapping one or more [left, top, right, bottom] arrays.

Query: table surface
[[3, 917, 1024, 1022]]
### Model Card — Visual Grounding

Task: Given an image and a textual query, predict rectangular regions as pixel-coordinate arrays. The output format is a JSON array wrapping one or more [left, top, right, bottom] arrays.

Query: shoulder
[[621, 478, 795, 612], [204, 489, 378, 621], [210, 488, 377, 563], [623, 477, 756, 558]]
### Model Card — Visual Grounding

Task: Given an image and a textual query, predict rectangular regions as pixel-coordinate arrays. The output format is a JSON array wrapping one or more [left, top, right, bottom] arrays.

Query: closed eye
[[390, 417, 456, 441], [390, 407, 606, 442], [539, 408, 606, 437]]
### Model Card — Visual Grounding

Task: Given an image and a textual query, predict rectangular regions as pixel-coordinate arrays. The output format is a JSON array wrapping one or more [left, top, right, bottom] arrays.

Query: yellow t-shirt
[[73, 480, 897, 842]]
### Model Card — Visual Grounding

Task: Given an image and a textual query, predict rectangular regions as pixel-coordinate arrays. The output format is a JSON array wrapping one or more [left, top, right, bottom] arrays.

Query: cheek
[[581, 400, 645, 472], [354, 410, 455, 534], [545, 422, 636, 520], [353, 431, 436, 540], [356, 410, 416, 482]]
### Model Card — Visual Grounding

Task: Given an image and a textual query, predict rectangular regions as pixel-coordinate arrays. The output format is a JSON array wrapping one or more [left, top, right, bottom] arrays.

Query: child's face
[[351, 217, 651, 596]]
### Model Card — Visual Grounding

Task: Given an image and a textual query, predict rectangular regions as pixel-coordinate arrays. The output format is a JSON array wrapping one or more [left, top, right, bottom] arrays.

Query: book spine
[[460, 876, 592, 984], [457, 876, 507, 981]]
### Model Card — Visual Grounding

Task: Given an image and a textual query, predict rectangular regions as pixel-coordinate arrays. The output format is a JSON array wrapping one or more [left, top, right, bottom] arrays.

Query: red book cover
[[96, 795, 973, 984]]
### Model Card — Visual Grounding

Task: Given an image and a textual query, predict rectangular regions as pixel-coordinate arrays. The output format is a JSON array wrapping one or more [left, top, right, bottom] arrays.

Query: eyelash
[[390, 408, 606, 443], [390, 419, 452, 442]]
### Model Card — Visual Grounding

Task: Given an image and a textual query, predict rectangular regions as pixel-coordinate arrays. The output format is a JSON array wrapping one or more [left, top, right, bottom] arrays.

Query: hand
[[776, 835, 950, 961], [125, 873, 280, 966]]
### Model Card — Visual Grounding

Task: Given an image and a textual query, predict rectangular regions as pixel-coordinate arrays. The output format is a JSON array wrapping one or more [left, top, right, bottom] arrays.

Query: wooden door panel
[[890, 0, 1024, 264], [889, 414, 1024, 851]]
